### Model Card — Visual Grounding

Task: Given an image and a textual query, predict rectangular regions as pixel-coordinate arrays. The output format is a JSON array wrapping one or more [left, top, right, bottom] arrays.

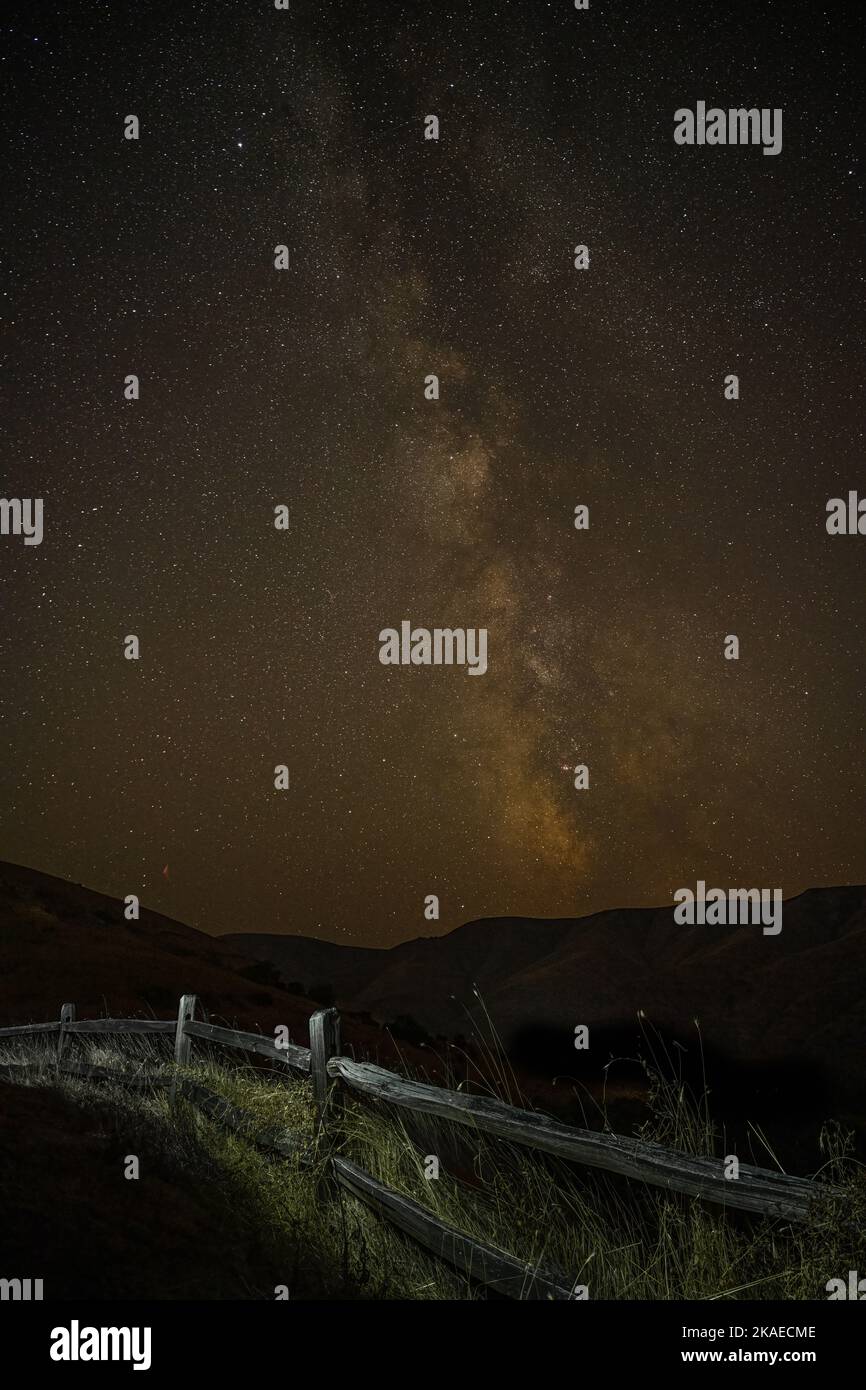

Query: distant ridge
[[1, 860, 863, 1123], [224, 886, 866, 1109]]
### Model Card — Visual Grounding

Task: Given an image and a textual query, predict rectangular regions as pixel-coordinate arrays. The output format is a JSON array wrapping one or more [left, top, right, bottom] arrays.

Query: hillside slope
[[225, 886, 866, 1109], [0, 861, 432, 1074]]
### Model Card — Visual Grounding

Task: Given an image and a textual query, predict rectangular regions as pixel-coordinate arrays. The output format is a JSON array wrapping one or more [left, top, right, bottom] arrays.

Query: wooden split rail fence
[[0, 995, 844, 1300]]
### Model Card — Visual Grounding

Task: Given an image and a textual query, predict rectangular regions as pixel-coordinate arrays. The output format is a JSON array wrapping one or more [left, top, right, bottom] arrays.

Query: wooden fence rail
[[183, 1018, 311, 1074], [326, 1056, 822, 1220], [0, 994, 847, 1297], [68, 1018, 177, 1036], [331, 1156, 580, 1300]]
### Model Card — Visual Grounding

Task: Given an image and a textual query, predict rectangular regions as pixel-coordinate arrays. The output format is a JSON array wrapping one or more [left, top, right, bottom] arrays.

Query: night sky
[[2, 1, 863, 946]]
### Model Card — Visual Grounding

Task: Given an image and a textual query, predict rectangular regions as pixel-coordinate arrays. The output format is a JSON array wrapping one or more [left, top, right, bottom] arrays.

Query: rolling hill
[[2, 860, 864, 1143], [224, 886, 866, 1114], [0, 861, 432, 1075]]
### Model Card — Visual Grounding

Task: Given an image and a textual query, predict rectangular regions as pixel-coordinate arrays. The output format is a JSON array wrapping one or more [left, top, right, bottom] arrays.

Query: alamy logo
[[0, 498, 43, 545], [826, 1271, 866, 1299], [49, 1321, 152, 1371], [673, 882, 782, 935], [378, 621, 488, 675], [674, 103, 782, 156], [826, 492, 866, 534], [0, 1277, 43, 1300]]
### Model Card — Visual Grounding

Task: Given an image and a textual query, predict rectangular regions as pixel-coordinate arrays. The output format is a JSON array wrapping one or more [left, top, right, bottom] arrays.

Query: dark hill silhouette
[[224, 886, 866, 1115], [2, 861, 864, 1151], [0, 861, 434, 1075]]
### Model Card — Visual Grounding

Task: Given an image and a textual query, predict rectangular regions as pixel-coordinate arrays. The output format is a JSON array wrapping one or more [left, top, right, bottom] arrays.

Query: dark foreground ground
[[0, 1081, 336, 1300]]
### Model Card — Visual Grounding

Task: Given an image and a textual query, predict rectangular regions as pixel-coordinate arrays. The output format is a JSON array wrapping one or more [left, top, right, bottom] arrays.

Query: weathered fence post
[[171, 994, 198, 1104], [309, 1007, 341, 1127], [55, 1003, 76, 1073], [174, 994, 198, 1067]]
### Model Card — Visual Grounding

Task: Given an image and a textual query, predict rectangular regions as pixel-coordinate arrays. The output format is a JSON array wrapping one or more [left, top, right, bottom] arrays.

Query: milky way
[[2, 2, 863, 944]]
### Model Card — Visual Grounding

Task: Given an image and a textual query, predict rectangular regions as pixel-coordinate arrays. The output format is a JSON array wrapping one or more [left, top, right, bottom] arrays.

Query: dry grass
[[0, 1025, 863, 1301]]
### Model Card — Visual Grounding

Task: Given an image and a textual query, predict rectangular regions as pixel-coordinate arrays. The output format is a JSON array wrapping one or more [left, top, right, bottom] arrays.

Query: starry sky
[[2, 1, 864, 946]]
